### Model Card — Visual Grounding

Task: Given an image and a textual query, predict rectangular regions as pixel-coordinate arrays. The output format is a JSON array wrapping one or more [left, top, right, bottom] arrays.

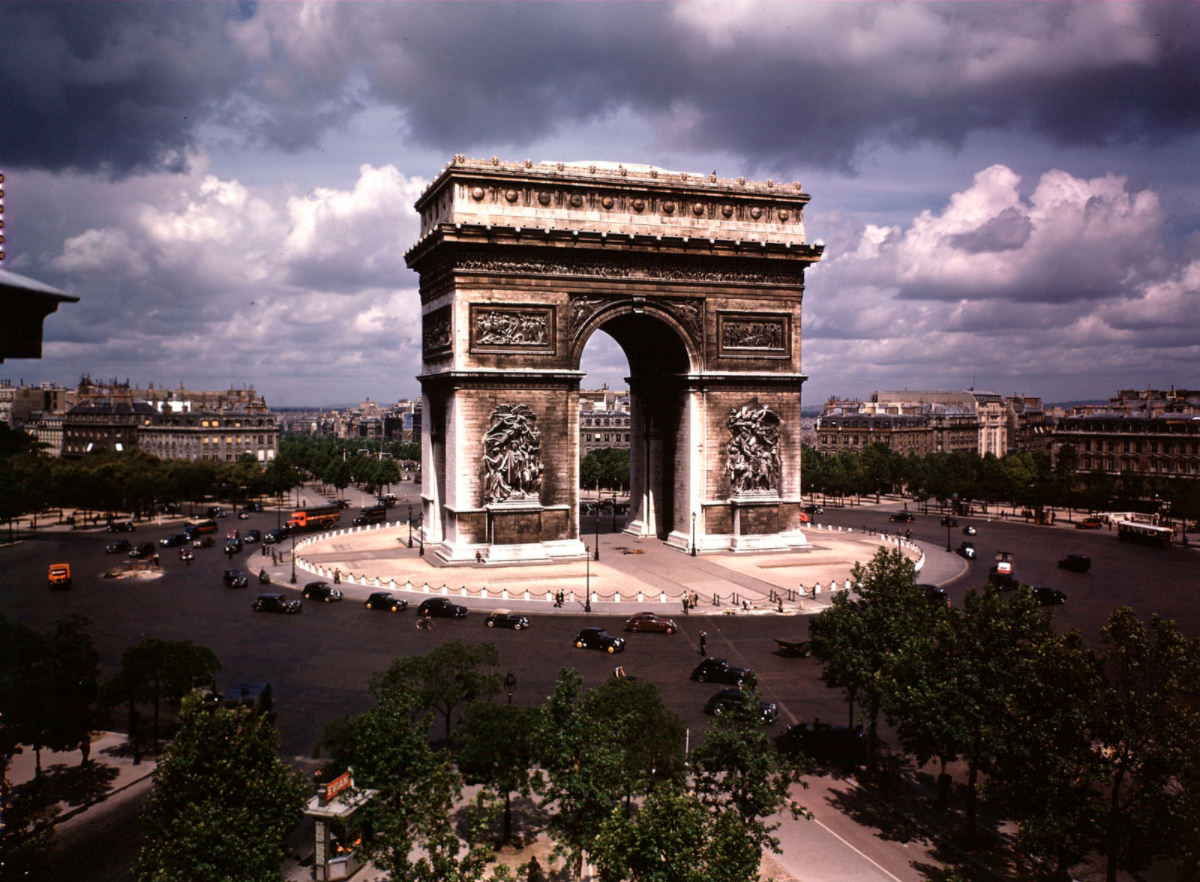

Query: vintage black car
[[485, 610, 530, 630], [263, 527, 289, 544], [962, 524, 978, 536], [957, 541, 977, 560], [223, 568, 249, 588], [574, 627, 625, 653], [777, 720, 870, 767], [888, 511, 915, 523], [302, 581, 343, 602], [1057, 553, 1091, 573], [178, 546, 195, 562], [691, 657, 753, 685], [106, 520, 135, 533], [106, 539, 133, 554], [1031, 586, 1067, 606], [704, 688, 778, 723], [918, 584, 951, 607], [159, 533, 190, 547], [623, 612, 678, 634], [253, 593, 301, 614], [244, 529, 261, 543], [418, 597, 468, 618], [365, 591, 407, 612], [129, 542, 157, 560]]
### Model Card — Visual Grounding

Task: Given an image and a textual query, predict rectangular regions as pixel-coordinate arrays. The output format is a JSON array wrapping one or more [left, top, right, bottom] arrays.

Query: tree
[[42, 616, 100, 765], [592, 785, 761, 882], [373, 641, 500, 744], [320, 677, 494, 882], [688, 685, 805, 863], [136, 693, 306, 882], [809, 546, 930, 773], [453, 700, 541, 845]]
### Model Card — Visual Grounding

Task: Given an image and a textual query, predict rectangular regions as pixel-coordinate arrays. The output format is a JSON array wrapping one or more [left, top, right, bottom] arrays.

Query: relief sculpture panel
[[718, 312, 790, 357], [483, 403, 544, 504], [470, 306, 555, 353], [726, 401, 782, 496]]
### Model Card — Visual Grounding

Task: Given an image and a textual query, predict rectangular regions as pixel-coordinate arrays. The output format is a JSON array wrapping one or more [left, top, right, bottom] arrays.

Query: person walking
[[699, 630, 707, 655]]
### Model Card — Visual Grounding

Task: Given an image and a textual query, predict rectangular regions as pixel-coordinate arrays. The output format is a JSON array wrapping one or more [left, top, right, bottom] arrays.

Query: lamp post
[[408, 504, 413, 548], [504, 672, 516, 704], [584, 546, 592, 613], [290, 529, 297, 584], [501, 671, 517, 844], [691, 511, 697, 557], [946, 517, 952, 553], [594, 499, 600, 561]]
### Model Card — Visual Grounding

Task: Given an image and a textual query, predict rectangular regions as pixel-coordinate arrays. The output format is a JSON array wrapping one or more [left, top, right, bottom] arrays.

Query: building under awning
[[0, 266, 79, 362]]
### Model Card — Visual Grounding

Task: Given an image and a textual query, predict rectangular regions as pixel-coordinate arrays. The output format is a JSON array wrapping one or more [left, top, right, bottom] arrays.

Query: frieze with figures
[[567, 295, 702, 343], [719, 313, 790, 355], [470, 306, 555, 353], [457, 255, 800, 286]]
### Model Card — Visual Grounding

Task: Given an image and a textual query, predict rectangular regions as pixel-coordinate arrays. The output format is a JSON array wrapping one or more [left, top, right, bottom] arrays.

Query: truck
[[287, 504, 342, 531], [48, 563, 72, 590], [352, 506, 388, 527]]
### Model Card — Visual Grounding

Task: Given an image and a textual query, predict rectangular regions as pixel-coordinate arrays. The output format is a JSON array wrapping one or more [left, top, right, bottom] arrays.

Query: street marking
[[811, 815, 905, 882]]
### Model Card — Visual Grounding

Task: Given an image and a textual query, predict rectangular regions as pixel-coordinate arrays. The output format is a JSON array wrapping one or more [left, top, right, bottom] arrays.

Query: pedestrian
[[699, 630, 707, 655], [682, 597, 689, 615], [692, 590, 699, 608], [777, 598, 783, 613], [334, 568, 341, 584], [527, 856, 542, 882]]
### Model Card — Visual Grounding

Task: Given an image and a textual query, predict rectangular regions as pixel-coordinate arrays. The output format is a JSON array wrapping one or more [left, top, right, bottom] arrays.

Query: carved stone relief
[[568, 296, 609, 334], [662, 298, 703, 343], [726, 401, 782, 496], [470, 306, 555, 353], [719, 313, 790, 356], [423, 307, 452, 355], [483, 403, 544, 504], [458, 255, 799, 286]]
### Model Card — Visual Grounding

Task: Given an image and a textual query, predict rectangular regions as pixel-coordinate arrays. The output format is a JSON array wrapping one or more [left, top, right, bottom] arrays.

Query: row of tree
[[808, 548, 1200, 881], [803, 443, 1200, 523], [579, 447, 630, 494]]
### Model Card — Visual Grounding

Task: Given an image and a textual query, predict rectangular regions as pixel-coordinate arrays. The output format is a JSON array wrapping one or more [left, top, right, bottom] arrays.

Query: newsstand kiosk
[[304, 771, 376, 881]]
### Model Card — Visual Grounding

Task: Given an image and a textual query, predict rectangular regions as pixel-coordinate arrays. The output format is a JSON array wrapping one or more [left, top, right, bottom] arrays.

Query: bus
[[287, 504, 342, 531], [185, 518, 219, 537], [1116, 519, 1173, 548]]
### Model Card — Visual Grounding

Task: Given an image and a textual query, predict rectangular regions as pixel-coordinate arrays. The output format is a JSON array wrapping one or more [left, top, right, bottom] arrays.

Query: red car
[[623, 612, 678, 634], [1077, 517, 1105, 530]]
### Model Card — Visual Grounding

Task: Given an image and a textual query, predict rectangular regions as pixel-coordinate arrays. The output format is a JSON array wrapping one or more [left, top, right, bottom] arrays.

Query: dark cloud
[[950, 209, 1032, 254]]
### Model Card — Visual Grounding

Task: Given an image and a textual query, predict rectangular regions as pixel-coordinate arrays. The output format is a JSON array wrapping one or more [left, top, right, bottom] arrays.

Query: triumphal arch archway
[[405, 156, 823, 565]]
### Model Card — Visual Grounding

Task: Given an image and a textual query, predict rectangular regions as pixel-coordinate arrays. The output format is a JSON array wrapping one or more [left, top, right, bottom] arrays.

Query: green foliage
[[373, 641, 501, 744], [135, 693, 306, 882], [579, 448, 630, 491], [453, 700, 541, 845], [319, 677, 494, 882], [592, 786, 760, 882], [689, 686, 804, 859]]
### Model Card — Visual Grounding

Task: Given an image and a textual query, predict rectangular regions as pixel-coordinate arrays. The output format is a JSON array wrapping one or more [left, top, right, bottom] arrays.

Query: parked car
[[918, 584, 951, 607], [302, 581, 343, 602], [485, 609, 530, 630], [1031, 586, 1067, 606], [129, 542, 157, 560], [365, 591, 407, 612], [691, 657, 752, 685], [106, 520, 135, 533], [623, 612, 678, 634], [962, 524, 977, 536], [223, 568, 249, 588], [417, 597, 468, 619], [253, 593, 301, 614], [159, 533, 189, 547], [48, 563, 72, 590], [244, 529, 261, 544], [777, 721, 870, 767], [889, 511, 915, 523], [573, 627, 625, 653], [704, 688, 778, 723], [1058, 553, 1092, 573], [1077, 516, 1105, 530], [957, 541, 977, 560], [106, 539, 133, 554], [179, 546, 195, 562]]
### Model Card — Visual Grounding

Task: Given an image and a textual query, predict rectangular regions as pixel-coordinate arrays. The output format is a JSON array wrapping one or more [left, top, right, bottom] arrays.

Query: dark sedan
[[253, 593, 301, 614], [365, 592, 407, 612], [1058, 553, 1091, 573], [574, 627, 625, 654], [889, 511, 915, 523], [302, 582, 343, 603], [129, 542, 157, 560], [1031, 586, 1067, 606], [105, 539, 132, 554], [223, 568, 249, 588], [704, 688, 778, 723], [159, 533, 189, 548], [957, 541, 977, 560], [106, 521, 135, 533], [244, 529, 261, 544], [485, 610, 530, 630], [777, 721, 870, 767], [417, 597, 468, 618], [623, 612, 678, 634], [691, 657, 752, 685]]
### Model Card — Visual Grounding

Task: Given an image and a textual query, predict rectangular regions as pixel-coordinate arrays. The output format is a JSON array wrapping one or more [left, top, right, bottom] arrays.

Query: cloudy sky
[[2, 1, 1198, 408]]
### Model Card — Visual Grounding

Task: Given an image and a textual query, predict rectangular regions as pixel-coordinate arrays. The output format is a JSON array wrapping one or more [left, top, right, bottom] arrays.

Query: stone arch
[[405, 157, 822, 564]]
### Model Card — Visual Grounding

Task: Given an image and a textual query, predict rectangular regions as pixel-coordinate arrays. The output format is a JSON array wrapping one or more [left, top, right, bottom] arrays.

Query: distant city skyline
[[1, 2, 1197, 406]]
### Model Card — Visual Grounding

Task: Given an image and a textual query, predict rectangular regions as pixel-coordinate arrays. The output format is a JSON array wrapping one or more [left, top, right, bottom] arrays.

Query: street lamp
[[290, 529, 297, 584], [594, 499, 600, 561], [946, 517, 952, 553], [584, 546, 592, 613], [502, 671, 517, 845], [504, 672, 516, 704], [691, 511, 697, 557], [408, 504, 413, 548]]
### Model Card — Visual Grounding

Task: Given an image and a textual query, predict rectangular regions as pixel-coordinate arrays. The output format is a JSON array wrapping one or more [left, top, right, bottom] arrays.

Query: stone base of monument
[[729, 528, 811, 553], [432, 538, 588, 567]]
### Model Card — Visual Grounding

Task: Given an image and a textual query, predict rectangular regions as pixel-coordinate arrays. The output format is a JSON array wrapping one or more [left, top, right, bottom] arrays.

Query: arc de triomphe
[[405, 156, 823, 565]]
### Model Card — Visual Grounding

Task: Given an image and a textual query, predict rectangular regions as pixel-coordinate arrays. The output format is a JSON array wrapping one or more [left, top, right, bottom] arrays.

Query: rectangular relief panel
[[469, 304, 557, 355], [423, 305, 453, 357], [717, 311, 791, 359]]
